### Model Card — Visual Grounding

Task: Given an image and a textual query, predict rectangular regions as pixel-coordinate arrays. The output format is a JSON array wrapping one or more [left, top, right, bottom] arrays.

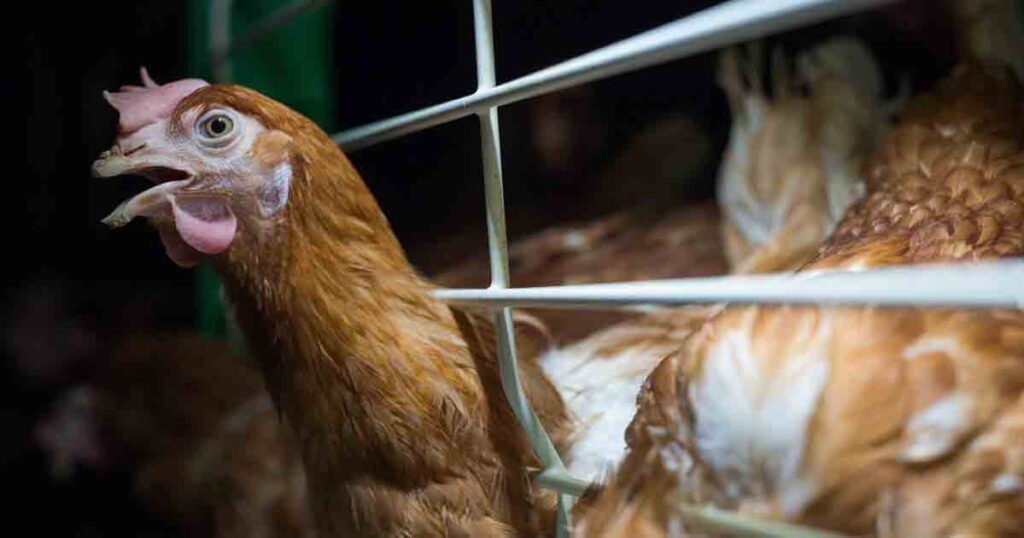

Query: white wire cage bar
[[211, 0, 1024, 536], [333, 0, 895, 151], [473, 0, 579, 533], [436, 261, 1024, 310]]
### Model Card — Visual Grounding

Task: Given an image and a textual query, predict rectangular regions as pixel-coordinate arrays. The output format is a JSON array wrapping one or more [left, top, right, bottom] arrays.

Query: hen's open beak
[[92, 142, 238, 267], [92, 145, 194, 228]]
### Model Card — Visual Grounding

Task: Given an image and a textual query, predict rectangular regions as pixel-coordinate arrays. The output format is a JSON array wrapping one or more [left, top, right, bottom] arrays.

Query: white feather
[[688, 315, 831, 514], [902, 337, 961, 361], [900, 392, 973, 463], [991, 473, 1023, 494], [540, 331, 669, 483]]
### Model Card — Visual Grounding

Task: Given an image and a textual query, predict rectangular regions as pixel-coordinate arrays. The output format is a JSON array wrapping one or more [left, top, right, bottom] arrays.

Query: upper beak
[[92, 151, 139, 179], [92, 145, 194, 228]]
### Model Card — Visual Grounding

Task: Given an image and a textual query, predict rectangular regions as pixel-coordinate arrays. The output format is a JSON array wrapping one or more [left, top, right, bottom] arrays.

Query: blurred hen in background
[[578, 0, 1024, 535], [717, 37, 898, 273], [95, 334, 312, 538], [14, 283, 313, 538]]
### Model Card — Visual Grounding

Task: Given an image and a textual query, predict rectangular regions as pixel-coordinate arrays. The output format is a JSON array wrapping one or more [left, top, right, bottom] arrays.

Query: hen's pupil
[[209, 117, 227, 135]]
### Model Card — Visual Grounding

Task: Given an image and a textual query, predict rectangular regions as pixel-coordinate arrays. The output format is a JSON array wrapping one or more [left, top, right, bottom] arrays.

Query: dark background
[[10, 0, 951, 534]]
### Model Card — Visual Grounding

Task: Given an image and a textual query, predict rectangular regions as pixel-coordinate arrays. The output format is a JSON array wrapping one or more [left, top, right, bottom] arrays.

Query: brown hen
[[92, 72, 581, 536], [576, 2, 1024, 536]]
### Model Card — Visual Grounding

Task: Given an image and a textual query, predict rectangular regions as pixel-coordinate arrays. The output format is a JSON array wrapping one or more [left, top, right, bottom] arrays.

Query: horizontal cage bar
[[333, 0, 895, 151], [433, 261, 1024, 309]]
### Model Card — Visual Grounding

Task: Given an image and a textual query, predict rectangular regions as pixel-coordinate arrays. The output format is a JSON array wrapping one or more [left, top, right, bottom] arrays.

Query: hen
[[90, 68, 680, 536], [36, 332, 313, 538], [717, 37, 896, 273], [577, 1, 1024, 536]]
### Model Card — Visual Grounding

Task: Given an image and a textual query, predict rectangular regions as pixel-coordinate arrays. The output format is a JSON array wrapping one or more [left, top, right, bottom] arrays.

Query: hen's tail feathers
[[716, 42, 765, 116], [953, 0, 1024, 82]]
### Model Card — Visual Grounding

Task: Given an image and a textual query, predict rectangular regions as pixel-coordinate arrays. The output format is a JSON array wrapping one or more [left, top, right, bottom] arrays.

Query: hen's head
[[94, 69, 303, 268]]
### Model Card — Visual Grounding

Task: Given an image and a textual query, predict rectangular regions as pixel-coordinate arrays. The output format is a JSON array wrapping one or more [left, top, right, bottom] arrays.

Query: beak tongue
[[93, 145, 197, 228], [169, 196, 237, 255], [99, 177, 238, 267]]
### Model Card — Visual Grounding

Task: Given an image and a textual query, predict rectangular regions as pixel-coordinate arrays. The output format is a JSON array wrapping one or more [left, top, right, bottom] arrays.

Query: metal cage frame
[[210, 0, 1024, 535]]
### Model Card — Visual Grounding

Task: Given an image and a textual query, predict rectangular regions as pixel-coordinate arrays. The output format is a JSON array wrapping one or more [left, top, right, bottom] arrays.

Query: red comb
[[103, 67, 209, 134]]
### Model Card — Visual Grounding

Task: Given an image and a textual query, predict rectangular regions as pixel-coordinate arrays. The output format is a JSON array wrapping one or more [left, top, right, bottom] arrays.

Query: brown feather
[[172, 85, 571, 537], [577, 42, 1024, 538]]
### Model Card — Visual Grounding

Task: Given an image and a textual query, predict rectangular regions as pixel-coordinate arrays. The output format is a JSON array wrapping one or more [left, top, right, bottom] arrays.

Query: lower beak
[[92, 149, 194, 228], [100, 180, 192, 228]]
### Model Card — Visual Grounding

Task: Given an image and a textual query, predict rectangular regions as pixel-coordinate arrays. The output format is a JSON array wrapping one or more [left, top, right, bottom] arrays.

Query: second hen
[[37, 332, 313, 538], [578, 1, 1024, 535]]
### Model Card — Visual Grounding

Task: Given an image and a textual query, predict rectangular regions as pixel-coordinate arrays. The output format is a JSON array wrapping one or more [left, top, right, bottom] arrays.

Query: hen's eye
[[194, 110, 239, 148], [202, 114, 234, 138]]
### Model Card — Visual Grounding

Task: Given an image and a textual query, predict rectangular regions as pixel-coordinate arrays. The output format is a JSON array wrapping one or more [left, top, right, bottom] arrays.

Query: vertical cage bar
[[473, 0, 508, 290], [472, 0, 580, 535], [224, 0, 327, 56], [210, 0, 234, 83]]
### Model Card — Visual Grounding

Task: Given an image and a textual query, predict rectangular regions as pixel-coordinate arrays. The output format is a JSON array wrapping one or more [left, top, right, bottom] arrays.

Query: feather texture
[[577, 27, 1024, 538]]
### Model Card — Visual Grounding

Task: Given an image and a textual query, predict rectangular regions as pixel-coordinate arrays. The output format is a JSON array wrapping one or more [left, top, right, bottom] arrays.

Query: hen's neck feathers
[[222, 116, 472, 468], [206, 91, 561, 535]]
